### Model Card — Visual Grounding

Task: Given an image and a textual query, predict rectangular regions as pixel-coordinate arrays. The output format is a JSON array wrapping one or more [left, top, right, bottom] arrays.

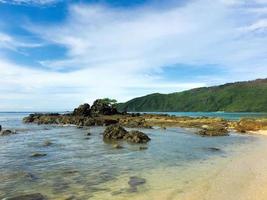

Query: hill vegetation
[[117, 79, 267, 112]]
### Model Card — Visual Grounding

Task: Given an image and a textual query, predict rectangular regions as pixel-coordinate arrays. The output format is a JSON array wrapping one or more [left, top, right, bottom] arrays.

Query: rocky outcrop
[[234, 118, 267, 133], [103, 125, 151, 144], [73, 103, 91, 116], [119, 117, 152, 128], [91, 99, 118, 115], [197, 125, 229, 136]]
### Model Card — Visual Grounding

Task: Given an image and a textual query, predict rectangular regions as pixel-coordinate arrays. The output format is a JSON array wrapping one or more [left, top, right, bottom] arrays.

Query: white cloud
[[30, 0, 267, 75], [0, 32, 43, 52], [1, 0, 267, 111], [0, 56, 205, 111]]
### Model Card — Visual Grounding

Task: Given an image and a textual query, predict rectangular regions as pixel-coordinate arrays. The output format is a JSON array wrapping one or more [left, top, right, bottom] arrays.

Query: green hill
[[117, 79, 267, 112]]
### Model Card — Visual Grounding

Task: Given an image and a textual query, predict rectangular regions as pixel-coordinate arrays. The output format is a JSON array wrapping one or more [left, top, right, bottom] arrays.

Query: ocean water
[[139, 112, 267, 120], [0, 112, 262, 199]]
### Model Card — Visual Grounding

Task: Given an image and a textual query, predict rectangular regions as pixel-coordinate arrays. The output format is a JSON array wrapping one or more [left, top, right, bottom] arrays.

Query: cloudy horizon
[[0, 0, 267, 111]]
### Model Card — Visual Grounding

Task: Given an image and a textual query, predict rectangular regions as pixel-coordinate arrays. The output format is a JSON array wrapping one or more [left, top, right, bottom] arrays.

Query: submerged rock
[[5, 193, 46, 200], [113, 144, 123, 149], [30, 153, 47, 158], [139, 146, 148, 150], [0, 129, 16, 136], [203, 147, 222, 152], [128, 176, 146, 192], [43, 140, 52, 146]]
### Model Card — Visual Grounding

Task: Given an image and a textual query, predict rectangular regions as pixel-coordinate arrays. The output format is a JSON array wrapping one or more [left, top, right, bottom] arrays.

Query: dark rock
[[139, 146, 148, 150], [73, 103, 91, 116], [113, 144, 123, 149], [5, 193, 46, 200], [23, 172, 38, 181], [0, 129, 16, 136], [103, 125, 151, 144], [128, 176, 146, 192], [30, 153, 47, 158], [204, 147, 221, 152], [124, 130, 151, 144], [0, 125, 2, 132], [103, 119, 119, 126], [91, 99, 118, 115], [103, 125, 127, 140], [86, 132, 91, 136], [84, 137, 91, 140], [43, 140, 52, 146]]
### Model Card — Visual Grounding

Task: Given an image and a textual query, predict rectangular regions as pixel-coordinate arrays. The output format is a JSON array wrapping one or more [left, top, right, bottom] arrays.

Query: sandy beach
[[92, 134, 267, 200]]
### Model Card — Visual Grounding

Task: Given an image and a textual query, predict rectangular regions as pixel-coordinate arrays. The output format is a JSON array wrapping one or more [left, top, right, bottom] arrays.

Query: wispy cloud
[[0, 0, 61, 5], [0, 32, 43, 52], [31, 0, 267, 76], [0, 0, 267, 111]]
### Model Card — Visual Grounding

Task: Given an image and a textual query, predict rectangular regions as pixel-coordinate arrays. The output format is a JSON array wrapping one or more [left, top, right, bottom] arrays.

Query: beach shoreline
[[91, 134, 267, 200]]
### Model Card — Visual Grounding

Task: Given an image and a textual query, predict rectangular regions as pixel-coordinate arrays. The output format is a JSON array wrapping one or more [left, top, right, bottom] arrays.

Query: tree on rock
[[91, 98, 118, 115]]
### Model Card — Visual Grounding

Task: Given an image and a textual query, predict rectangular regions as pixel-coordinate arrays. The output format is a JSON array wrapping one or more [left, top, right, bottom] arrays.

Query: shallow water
[[0, 113, 260, 199], [139, 111, 267, 120]]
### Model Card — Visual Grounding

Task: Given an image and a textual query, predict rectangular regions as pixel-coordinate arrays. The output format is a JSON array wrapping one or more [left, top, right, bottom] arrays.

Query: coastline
[[248, 130, 267, 136], [92, 134, 267, 200], [180, 135, 267, 200]]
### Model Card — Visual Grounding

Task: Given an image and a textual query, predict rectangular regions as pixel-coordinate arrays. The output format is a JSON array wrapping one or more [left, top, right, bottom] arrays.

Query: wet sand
[[93, 135, 267, 200]]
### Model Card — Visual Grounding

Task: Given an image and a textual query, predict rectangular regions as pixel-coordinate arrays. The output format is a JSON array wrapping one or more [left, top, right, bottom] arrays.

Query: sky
[[0, 0, 267, 111]]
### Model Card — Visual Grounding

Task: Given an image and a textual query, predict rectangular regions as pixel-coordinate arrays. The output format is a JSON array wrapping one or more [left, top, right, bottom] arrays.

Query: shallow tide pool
[[0, 113, 259, 199]]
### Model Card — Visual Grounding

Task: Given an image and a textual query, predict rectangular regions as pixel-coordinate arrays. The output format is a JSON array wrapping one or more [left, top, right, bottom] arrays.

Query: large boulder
[[91, 99, 118, 115], [103, 125, 127, 140], [124, 130, 151, 143], [103, 125, 151, 144], [73, 103, 91, 116]]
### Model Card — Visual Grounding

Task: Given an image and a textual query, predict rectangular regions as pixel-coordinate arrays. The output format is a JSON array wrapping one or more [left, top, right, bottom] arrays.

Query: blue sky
[[0, 0, 267, 111]]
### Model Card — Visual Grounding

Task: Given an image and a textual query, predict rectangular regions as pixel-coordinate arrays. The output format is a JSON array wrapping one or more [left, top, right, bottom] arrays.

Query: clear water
[[139, 112, 267, 120], [0, 113, 260, 199]]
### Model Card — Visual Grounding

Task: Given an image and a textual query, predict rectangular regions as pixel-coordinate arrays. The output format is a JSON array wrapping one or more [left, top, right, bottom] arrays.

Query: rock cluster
[[103, 125, 151, 143], [234, 118, 267, 133], [197, 124, 229, 136]]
